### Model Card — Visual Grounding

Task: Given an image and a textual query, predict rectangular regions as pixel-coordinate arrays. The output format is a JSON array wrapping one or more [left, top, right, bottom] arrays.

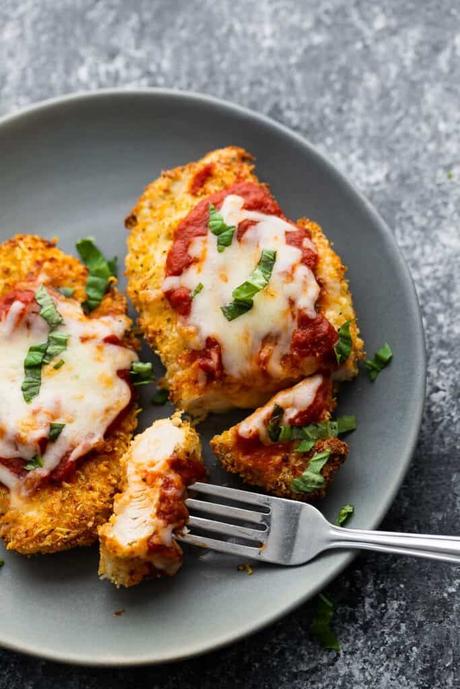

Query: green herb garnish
[[43, 333, 69, 365], [191, 282, 204, 298], [291, 450, 331, 493], [49, 423, 65, 442], [310, 593, 340, 651], [364, 343, 393, 381], [151, 388, 169, 405], [0, 559, 4, 568], [76, 237, 117, 312], [221, 249, 277, 321], [35, 285, 64, 330], [58, 286, 75, 297], [266, 405, 284, 442], [208, 204, 236, 252], [336, 503, 354, 526], [53, 359, 65, 370], [276, 416, 356, 451], [24, 455, 44, 472], [334, 320, 352, 364], [130, 361, 154, 386], [21, 343, 48, 403], [22, 334, 69, 403]]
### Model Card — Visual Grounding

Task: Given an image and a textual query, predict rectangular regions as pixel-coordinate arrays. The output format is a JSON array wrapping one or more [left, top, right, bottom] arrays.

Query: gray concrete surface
[[0, 0, 459, 686]]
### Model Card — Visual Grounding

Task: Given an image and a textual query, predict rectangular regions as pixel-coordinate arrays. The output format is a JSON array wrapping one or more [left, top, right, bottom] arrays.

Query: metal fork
[[177, 482, 460, 564]]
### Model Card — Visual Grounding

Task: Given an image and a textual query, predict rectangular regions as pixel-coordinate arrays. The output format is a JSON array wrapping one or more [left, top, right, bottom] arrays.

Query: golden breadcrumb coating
[[98, 412, 204, 587], [0, 234, 138, 555], [126, 147, 364, 415], [211, 376, 347, 500]]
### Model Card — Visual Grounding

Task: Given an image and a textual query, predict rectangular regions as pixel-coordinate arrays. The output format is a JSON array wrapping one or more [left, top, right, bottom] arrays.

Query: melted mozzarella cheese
[[0, 294, 137, 490], [109, 419, 185, 549], [238, 374, 323, 443], [162, 194, 320, 378]]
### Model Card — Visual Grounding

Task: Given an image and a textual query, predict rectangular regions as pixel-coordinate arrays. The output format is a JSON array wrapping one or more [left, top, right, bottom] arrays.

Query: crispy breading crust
[[0, 234, 138, 555], [98, 413, 203, 587], [211, 430, 347, 501], [126, 147, 364, 415]]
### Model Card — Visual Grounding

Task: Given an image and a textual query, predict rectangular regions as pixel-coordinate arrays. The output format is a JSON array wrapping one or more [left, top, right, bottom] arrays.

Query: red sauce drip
[[164, 287, 192, 317], [285, 228, 318, 271], [165, 181, 284, 278], [291, 313, 338, 359], [103, 334, 123, 346], [288, 376, 332, 426], [0, 289, 35, 319], [189, 163, 214, 195], [0, 457, 27, 479], [192, 336, 223, 381], [169, 454, 206, 486], [236, 218, 257, 241]]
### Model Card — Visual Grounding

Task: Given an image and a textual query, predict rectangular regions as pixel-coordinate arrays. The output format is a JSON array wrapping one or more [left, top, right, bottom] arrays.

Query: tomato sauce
[[190, 336, 223, 381], [291, 313, 338, 359]]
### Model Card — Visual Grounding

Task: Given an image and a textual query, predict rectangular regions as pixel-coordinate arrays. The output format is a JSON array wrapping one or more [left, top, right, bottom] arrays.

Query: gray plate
[[0, 89, 425, 666]]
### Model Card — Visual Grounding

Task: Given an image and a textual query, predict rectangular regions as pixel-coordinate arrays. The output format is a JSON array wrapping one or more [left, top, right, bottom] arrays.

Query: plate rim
[[0, 87, 426, 666]]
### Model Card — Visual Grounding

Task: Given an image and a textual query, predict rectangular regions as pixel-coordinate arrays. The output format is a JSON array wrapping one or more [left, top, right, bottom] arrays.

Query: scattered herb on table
[[130, 361, 154, 386], [237, 563, 254, 576], [336, 503, 354, 526], [310, 593, 340, 652], [364, 343, 393, 381], [151, 388, 169, 405]]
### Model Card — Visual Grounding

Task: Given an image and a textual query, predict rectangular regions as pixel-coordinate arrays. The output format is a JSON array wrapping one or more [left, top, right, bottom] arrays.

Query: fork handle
[[327, 525, 460, 563]]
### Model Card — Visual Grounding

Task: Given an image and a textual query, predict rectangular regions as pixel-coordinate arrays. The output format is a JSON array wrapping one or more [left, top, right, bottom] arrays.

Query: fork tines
[[178, 482, 271, 558]]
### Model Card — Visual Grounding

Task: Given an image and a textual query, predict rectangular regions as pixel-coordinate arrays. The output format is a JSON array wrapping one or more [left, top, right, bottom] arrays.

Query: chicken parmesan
[[211, 374, 353, 500], [98, 413, 205, 587], [0, 235, 138, 554], [126, 146, 364, 416]]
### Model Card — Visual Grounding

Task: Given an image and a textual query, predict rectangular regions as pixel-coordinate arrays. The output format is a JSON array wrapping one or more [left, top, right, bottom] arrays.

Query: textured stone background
[[0, 0, 459, 686]]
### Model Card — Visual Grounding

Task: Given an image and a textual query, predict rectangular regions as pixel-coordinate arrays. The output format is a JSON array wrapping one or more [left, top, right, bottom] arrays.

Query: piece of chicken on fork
[[98, 413, 205, 587]]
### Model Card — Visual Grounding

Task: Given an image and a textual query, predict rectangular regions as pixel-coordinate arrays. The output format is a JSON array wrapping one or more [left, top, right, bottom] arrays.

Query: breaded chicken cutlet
[[126, 147, 364, 417], [98, 413, 205, 587], [211, 374, 353, 500], [0, 234, 139, 554]]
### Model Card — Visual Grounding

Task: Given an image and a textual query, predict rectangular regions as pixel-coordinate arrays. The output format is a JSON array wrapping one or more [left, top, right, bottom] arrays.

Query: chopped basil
[[364, 343, 393, 381], [0, 559, 4, 568], [43, 333, 69, 365], [191, 282, 204, 298], [130, 361, 154, 386], [208, 204, 236, 252], [76, 237, 117, 312], [291, 450, 331, 493], [24, 455, 44, 472], [310, 593, 340, 652], [49, 423, 65, 442], [336, 503, 354, 526], [334, 320, 352, 364], [53, 359, 65, 370], [295, 438, 316, 454], [267, 405, 284, 442], [22, 334, 69, 403], [35, 285, 64, 330], [277, 416, 357, 451], [151, 388, 169, 405], [221, 249, 277, 321], [58, 286, 75, 297], [22, 342, 48, 403], [336, 415, 357, 434]]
